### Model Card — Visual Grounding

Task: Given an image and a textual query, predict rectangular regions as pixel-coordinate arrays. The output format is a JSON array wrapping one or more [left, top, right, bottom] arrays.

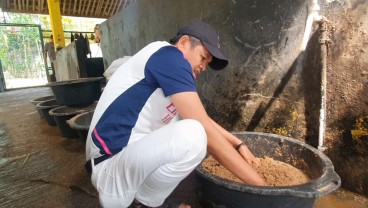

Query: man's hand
[[171, 92, 267, 186], [237, 144, 260, 167]]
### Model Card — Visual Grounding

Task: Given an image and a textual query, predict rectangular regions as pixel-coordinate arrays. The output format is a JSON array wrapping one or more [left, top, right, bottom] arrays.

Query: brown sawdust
[[201, 155, 310, 186]]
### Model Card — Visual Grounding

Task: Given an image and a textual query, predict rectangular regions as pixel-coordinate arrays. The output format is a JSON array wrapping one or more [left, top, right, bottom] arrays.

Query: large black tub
[[49, 102, 96, 138], [67, 110, 94, 143], [47, 77, 104, 106], [30, 95, 55, 118], [35, 99, 60, 126], [195, 132, 341, 208]]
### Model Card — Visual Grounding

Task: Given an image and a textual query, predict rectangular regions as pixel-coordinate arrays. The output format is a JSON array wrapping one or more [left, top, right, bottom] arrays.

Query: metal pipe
[[318, 20, 328, 151], [300, 0, 329, 150]]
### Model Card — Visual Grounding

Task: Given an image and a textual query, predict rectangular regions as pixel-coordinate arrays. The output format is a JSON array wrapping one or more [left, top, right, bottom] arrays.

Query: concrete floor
[[0, 87, 100, 207], [0, 87, 199, 208], [0, 87, 367, 208]]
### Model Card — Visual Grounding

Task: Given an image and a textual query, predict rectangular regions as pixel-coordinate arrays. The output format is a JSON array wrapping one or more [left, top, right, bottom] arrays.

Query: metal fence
[[0, 23, 47, 90]]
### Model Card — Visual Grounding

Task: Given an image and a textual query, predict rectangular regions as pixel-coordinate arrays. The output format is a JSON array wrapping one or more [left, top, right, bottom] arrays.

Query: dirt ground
[[0, 87, 367, 208]]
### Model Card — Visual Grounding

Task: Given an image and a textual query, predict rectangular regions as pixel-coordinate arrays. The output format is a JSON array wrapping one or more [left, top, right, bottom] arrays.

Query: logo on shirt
[[161, 103, 177, 123]]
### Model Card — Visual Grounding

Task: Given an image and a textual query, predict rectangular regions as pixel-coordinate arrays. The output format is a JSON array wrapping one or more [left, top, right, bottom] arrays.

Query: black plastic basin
[[195, 132, 341, 208], [49, 102, 96, 138], [67, 110, 94, 143], [47, 77, 104, 106], [30, 95, 55, 118], [35, 99, 60, 126]]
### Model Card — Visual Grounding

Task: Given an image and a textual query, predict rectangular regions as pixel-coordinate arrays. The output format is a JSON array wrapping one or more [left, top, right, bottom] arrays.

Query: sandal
[[128, 200, 151, 208], [158, 201, 191, 208], [129, 199, 191, 208]]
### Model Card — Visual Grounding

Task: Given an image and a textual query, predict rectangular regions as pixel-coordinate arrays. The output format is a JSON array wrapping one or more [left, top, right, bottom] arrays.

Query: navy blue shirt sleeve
[[145, 46, 196, 97]]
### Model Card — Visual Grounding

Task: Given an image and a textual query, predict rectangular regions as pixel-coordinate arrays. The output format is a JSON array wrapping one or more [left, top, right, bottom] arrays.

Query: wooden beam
[[102, 0, 109, 17], [38, 0, 41, 12], [67, 0, 72, 15], [17, 0, 21, 10], [113, 0, 120, 14], [106, 0, 117, 16], [62, 0, 66, 14], [32, 0, 35, 11], [105, 0, 113, 16], [82, 0, 86, 15], [2, 9, 49, 15], [26, 0, 29, 10], [114, 0, 123, 15], [77, 0, 83, 15], [85, 0, 92, 15], [107, 0, 115, 17], [40, 0, 44, 12], [94, 0, 102, 16], [90, 0, 97, 16], [73, 0, 78, 14]]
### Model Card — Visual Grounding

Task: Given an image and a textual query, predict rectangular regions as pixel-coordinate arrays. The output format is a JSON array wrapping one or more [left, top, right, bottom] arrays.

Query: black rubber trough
[[35, 99, 60, 126], [67, 110, 94, 143], [195, 132, 341, 208], [49, 102, 97, 138], [30, 95, 55, 118], [47, 77, 104, 106]]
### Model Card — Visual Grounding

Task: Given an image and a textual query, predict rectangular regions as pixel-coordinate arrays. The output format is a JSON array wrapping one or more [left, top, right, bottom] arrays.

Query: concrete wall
[[99, 0, 368, 195], [99, 0, 309, 134]]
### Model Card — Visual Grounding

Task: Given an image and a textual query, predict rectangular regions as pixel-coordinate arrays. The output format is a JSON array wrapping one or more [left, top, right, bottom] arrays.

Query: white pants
[[91, 119, 207, 208]]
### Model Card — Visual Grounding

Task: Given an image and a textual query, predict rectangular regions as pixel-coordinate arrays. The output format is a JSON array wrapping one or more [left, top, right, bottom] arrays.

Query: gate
[[0, 23, 48, 90]]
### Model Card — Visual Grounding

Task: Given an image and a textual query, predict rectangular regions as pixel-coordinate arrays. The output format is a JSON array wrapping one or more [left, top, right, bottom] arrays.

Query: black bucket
[[35, 99, 60, 126], [47, 77, 104, 106], [195, 132, 341, 208], [67, 110, 94, 143], [49, 102, 97, 138], [30, 95, 55, 118]]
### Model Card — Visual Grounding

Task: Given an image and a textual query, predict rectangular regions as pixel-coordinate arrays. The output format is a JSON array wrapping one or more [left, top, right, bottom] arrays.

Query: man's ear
[[176, 35, 190, 49]]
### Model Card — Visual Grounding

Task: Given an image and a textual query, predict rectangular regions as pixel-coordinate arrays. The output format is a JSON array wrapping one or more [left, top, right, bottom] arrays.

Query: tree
[[0, 13, 44, 79]]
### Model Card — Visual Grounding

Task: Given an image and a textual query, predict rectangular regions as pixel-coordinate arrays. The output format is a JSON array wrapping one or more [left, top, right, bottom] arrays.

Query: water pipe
[[300, 0, 329, 150], [300, 0, 323, 51], [318, 20, 328, 151]]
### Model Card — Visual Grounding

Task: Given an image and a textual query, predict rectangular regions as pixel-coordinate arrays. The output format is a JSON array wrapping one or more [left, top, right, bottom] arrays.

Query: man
[[85, 20, 266, 208], [44, 35, 56, 82], [94, 24, 101, 43]]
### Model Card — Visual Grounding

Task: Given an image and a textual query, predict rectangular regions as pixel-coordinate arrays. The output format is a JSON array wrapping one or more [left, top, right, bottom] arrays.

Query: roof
[[0, 0, 135, 19]]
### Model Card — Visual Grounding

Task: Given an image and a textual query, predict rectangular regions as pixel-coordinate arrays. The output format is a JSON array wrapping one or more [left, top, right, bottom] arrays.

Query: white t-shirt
[[86, 41, 196, 160]]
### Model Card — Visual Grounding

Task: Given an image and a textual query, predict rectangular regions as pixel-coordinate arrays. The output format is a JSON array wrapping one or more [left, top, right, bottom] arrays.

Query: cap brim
[[202, 41, 228, 70]]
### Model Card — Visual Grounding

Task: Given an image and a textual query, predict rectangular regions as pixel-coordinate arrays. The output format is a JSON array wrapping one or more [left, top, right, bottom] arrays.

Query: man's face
[[177, 36, 213, 79], [187, 44, 213, 79]]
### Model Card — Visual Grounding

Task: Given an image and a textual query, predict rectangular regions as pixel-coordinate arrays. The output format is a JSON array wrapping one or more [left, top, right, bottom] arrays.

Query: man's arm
[[171, 91, 266, 186], [209, 119, 260, 166]]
